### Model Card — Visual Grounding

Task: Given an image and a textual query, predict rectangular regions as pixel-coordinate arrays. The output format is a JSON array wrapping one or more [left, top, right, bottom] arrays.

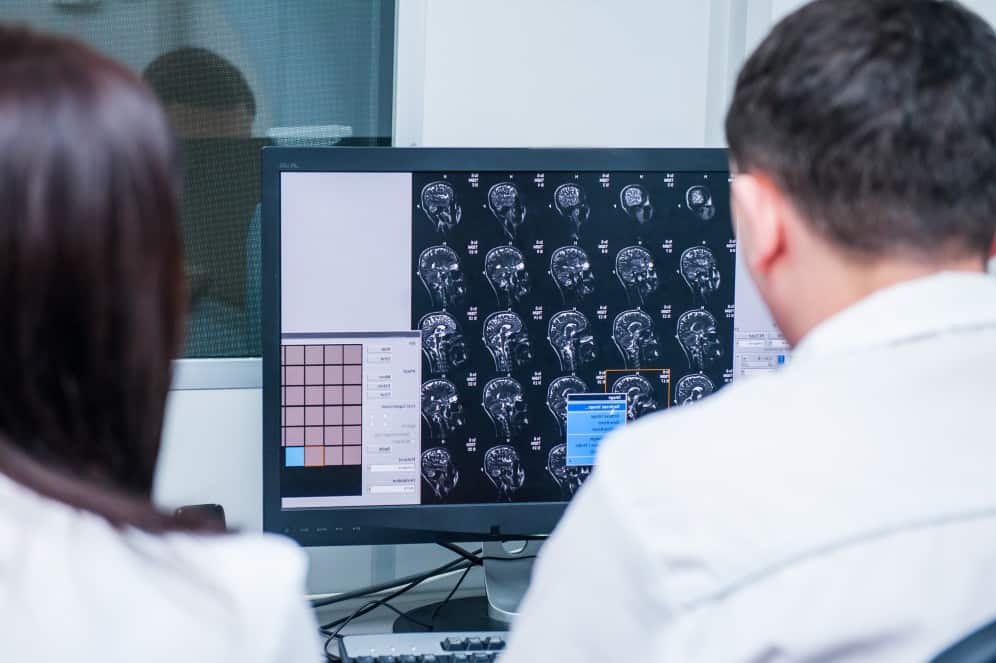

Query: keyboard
[[339, 632, 509, 662]]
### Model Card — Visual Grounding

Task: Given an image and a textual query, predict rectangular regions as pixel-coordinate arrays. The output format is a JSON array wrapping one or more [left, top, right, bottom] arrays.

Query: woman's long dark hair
[[0, 26, 210, 531]]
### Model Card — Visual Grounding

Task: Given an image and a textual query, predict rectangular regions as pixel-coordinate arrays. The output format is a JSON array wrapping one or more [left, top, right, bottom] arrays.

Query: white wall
[[397, 0, 719, 147]]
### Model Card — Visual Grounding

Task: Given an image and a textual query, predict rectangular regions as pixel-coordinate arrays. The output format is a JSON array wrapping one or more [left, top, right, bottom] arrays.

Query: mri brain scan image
[[483, 311, 533, 373], [547, 310, 598, 373], [546, 375, 589, 436], [620, 184, 654, 225], [484, 245, 531, 307], [546, 443, 590, 498], [420, 181, 462, 236], [419, 312, 469, 375], [679, 246, 721, 303], [611, 374, 658, 421], [613, 309, 662, 369], [554, 183, 590, 240], [615, 246, 659, 306], [418, 245, 467, 309], [675, 309, 724, 371], [488, 181, 527, 241], [409, 169, 736, 506], [686, 185, 716, 221], [483, 445, 526, 501], [421, 378, 465, 440], [550, 246, 595, 306], [675, 373, 716, 405], [482, 377, 529, 442], [421, 447, 459, 500]]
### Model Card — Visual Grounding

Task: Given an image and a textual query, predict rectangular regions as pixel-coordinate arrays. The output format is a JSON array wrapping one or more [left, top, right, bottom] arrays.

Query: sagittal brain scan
[[676, 309, 724, 371], [615, 246, 659, 306], [550, 245, 595, 306], [421, 378, 465, 440], [620, 184, 654, 225], [419, 312, 468, 375], [411, 170, 734, 505], [686, 185, 716, 221], [421, 181, 462, 236], [482, 377, 529, 442], [483, 445, 526, 501], [554, 183, 590, 240], [488, 182, 527, 241], [484, 245, 531, 307], [483, 311, 533, 372], [546, 443, 590, 498], [611, 374, 658, 421], [613, 309, 662, 369], [675, 373, 715, 405], [546, 375, 589, 435], [680, 246, 720, 303], [547, 310, 598, 373], [418, 245, 468, 309], [422, 447, 459, 500]]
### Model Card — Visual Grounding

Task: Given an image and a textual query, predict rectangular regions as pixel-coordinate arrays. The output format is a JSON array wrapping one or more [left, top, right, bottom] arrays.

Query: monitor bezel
[[261, 147, 730, 546]]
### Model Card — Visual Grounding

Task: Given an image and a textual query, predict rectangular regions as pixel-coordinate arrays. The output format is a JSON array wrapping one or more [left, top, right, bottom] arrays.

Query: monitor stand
[[392, 540, 543, 633]]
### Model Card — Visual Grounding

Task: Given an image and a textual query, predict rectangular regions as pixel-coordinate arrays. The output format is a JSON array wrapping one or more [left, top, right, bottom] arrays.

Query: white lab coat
[[0, 473, 321, 662], [503, 272, 996, 662]]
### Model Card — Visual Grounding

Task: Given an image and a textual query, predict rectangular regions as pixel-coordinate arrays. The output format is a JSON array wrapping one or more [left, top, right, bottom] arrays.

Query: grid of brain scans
[[281, 343, 364, 468], [413, 171, 735, 504]]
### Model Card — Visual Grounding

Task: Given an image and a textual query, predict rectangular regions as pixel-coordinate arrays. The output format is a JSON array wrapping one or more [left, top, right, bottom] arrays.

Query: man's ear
[[731, 172, 787, 279]]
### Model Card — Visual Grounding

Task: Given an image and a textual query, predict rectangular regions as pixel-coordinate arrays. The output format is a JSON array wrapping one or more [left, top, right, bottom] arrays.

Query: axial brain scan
[[421, 181, 462, 235], [418, 245, 467, 309], [547, 310, 598, 373], [483, 311, 533, 373], [675, 373, 715, 405], [488, 182, 527, 240], [419, 312, 468, 375], [550, 245, 595, 306], [620, 184, 654, 225], [680, 246, 720, 303], [546, 443, 590, 498], [421, 378, 465, 440], [675, 309, 724, 371], [613, 309, 662, 369], [422, 447, 459, 500], [615, 246, 659, 306], [554, 183, 590, 240], [686, 185, 716, 221], [484, 245, 531, 307], [546, 375, 588, 435], [611, 374, 658, 421], [482, 377, 529, 441], [483, 445, 526, 501]]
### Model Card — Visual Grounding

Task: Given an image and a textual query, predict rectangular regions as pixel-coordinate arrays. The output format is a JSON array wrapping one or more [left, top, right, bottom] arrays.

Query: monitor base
[[393, 540, 543, 633]]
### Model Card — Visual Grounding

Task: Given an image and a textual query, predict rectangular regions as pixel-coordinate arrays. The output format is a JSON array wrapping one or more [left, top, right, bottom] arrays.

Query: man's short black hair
[[143, 47, 256, 118], [726, 0, 996, 260]]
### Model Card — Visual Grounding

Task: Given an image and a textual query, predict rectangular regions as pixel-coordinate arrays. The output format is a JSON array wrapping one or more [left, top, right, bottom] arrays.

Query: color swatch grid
[[281, 344, 363, 467]]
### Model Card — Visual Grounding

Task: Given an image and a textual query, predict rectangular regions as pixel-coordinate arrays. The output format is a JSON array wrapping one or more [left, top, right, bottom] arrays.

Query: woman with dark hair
[[0, 26, 319, 661]]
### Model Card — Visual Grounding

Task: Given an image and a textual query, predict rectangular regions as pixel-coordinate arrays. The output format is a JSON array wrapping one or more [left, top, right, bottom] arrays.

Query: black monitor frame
[[261, 147, 730, 546]]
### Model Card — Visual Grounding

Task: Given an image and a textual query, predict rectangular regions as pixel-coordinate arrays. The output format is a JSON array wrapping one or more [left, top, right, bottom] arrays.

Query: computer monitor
[[261, 147, 766, 547]]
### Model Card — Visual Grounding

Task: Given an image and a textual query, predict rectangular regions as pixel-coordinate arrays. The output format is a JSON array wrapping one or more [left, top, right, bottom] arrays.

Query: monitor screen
[[262, 148, 774, 544]]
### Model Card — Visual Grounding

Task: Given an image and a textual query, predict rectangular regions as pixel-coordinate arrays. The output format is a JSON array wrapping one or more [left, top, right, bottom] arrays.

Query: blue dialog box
[[566, 393, 628, 466]]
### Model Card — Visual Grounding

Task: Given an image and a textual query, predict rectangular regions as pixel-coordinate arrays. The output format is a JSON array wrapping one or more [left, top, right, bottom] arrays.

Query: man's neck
[[779, 254, 987, 346]]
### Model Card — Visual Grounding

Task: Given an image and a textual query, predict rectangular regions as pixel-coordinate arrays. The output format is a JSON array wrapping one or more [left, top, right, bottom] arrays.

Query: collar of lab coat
[[791, 271, 996, 363]]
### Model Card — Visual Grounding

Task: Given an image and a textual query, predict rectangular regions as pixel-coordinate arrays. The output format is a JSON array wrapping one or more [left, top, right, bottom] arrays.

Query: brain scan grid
[[412, 171, 735, 504]]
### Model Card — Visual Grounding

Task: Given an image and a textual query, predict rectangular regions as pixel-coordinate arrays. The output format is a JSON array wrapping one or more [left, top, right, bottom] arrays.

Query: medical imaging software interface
[[279, 168, 780, 508]]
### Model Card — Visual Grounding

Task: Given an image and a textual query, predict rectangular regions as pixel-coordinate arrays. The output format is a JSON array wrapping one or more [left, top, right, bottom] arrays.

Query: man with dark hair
[[503, 1, 996, 660], [143, 47, 256, 138]]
